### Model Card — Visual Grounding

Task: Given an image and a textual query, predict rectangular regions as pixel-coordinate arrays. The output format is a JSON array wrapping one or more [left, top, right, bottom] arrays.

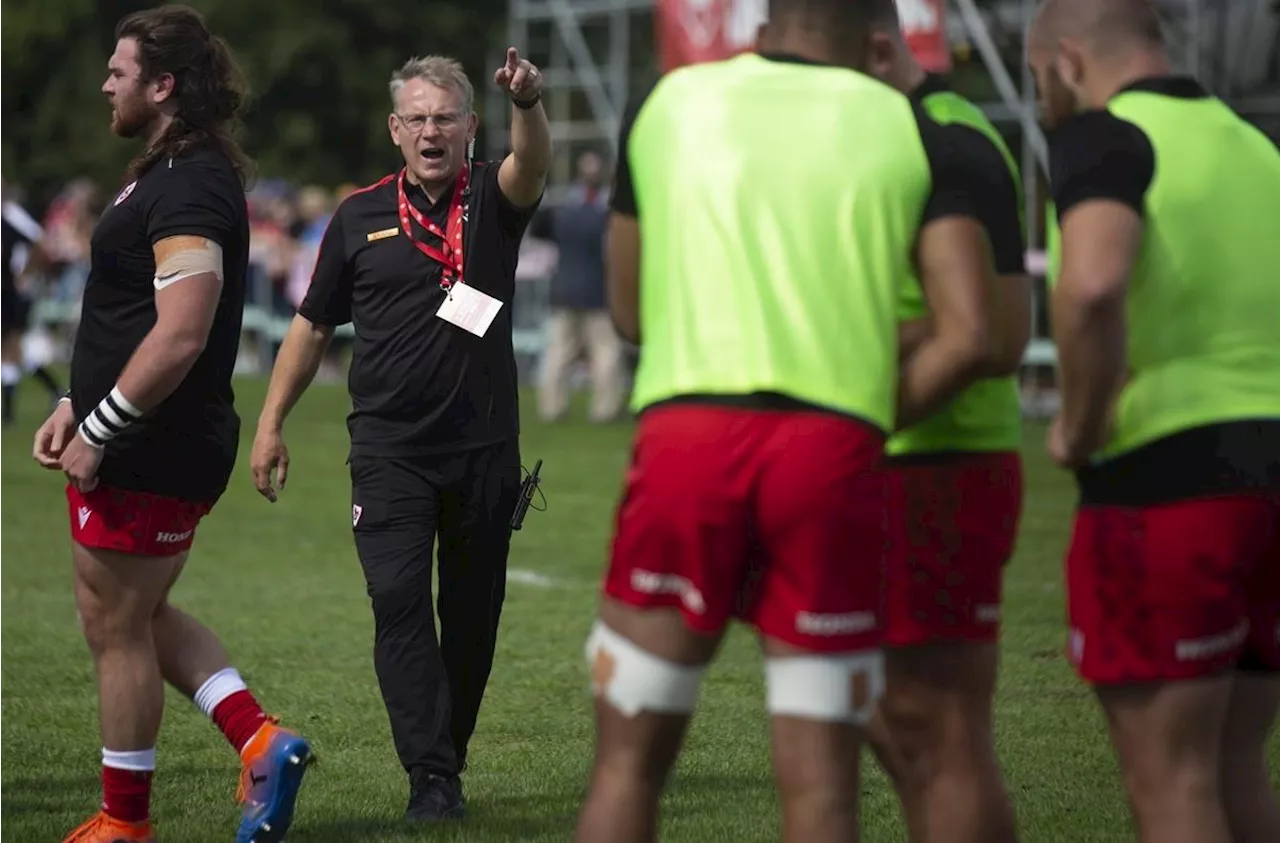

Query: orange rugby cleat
[[62, 811, 155, 843]]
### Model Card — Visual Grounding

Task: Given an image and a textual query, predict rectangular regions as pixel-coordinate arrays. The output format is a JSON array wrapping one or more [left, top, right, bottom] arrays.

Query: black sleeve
[[146, 162, 239, 247], [609, 86, 655, 217], [913, 107, 1027, 274], [1048, 110, 1155, 219], [529, 207, 555, 241], [483, 160, 541, 242], [297, 210, 354, 326]]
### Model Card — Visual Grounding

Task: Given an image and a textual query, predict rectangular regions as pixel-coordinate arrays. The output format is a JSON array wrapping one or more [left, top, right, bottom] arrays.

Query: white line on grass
[[507, 568, 557, 588]]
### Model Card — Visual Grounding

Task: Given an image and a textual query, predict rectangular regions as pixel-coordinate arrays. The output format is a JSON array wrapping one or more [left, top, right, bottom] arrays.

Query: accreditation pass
[[436, 282, 504, 338]]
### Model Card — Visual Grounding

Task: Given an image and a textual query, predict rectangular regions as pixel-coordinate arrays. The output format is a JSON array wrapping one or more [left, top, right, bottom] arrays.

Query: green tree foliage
[[2, 0, 504, 206]]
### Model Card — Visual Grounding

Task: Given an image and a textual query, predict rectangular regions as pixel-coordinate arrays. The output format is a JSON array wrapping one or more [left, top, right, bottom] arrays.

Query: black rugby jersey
[[70, 146, 249, 502]]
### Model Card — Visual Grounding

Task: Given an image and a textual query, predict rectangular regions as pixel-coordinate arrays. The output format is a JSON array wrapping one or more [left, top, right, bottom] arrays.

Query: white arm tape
[[584, 620, 705, 718], [78, 386, 144, 448], [154, 238, 223, 290], [765, 651, 885, 725]]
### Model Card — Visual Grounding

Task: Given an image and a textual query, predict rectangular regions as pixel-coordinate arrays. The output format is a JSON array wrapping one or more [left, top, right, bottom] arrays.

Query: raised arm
[[495, 47, 551, 209], [896, 116, 1004, 430]]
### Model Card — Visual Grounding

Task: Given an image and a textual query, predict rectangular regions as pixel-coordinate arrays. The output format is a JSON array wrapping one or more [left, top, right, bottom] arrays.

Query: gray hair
[[389, 55, 475, 113]]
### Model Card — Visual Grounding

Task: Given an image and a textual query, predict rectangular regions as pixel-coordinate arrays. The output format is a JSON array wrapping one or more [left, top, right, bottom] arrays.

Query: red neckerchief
[[396, 164, 470, 290]]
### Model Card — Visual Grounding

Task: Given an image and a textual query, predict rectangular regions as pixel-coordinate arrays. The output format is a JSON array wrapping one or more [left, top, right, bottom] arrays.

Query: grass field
[[3, 377, 1276, 842]]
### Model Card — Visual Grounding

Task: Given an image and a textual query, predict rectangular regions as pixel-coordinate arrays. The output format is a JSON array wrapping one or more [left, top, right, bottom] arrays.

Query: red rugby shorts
[[604, 403, 887, 654], [882, 451, 1023, 647], [67, 484, 213, 557], [1066, 493, 1280, 684]]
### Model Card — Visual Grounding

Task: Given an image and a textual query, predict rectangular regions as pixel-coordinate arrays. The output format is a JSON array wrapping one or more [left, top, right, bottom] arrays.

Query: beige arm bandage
[[153, 235, 224, 290]]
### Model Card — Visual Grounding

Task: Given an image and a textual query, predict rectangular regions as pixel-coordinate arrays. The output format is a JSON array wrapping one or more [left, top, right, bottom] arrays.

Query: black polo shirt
[[1047, 76, 1280, 505], [299, 160, 538, 457], [71, 146, 249, 502]]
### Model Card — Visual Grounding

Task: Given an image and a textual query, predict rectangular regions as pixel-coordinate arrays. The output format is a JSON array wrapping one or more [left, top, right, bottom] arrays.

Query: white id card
[[436, 283, 504, 337]]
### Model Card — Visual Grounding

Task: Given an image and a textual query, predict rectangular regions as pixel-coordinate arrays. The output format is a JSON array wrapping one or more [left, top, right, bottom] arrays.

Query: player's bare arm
[[898, 217, 993, 429], [898, 274, 1028, 374], [986, 271, 1032, 375], [115, 234, 225, 407], [605, 213, 640, 344], [1043, 109, 1154, 467], [897, 316, 933, 361], [897, 113, 1028, 380], [495, 47, 550, 209], [1049, 201, 1140, 466]]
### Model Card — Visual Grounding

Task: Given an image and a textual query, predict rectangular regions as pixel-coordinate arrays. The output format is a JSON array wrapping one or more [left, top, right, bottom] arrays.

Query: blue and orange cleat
[[62, 812, 155, 843], [235, 716, 314, 843]]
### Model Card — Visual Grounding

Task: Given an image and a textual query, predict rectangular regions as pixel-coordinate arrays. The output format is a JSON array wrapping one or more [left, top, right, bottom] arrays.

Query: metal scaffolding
[[491, 0, 653, 206], [500, 0, 1280, 223]]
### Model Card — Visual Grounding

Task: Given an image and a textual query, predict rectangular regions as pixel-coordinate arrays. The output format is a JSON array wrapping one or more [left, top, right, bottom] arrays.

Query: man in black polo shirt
[[250, 49, 549, 821]]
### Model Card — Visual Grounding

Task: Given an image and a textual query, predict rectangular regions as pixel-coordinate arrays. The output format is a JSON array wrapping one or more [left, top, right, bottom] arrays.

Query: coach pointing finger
[[252, 51, 550, 821]]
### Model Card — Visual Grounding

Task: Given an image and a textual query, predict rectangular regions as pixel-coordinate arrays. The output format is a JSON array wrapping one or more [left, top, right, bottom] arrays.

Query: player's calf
[[70, 543, 183, 835], [870, 642, 1016, 843], [1099, 678, 1233, 843], [765, 643, 883, 843], [573, 605, 715, 843], [1219, 672, 1280, 843]]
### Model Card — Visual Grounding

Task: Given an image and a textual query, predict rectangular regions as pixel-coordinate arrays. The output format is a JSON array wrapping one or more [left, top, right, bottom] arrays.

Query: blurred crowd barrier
[[9, 177, 1060, 418]]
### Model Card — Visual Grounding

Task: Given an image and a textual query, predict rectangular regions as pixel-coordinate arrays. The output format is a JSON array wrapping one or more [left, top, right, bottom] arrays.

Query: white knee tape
[[584, 620, 704, 718], [765, 650, 885, 725]]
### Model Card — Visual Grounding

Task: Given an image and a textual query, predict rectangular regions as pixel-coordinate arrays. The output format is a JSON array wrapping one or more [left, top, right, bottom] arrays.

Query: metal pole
[[550, 17, 572, 184], [1186, 0, 1200, 79], [953, 0, 1049, 173], [609, 2, 631, 144], [1019, 0, 1040, 252]]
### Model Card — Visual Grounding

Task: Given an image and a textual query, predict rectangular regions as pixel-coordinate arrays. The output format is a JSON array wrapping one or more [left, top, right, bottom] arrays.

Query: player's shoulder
[[1047, 110, 1156, 216], [159, 144, 240, 181], [144, 144, 245, 204], [910, 104, 1003, 172], [1048, 111, 1154, 183]]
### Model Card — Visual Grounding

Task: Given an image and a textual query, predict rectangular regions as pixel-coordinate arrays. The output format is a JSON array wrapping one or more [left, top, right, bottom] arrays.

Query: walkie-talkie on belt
[[510, 459, 543, 530]]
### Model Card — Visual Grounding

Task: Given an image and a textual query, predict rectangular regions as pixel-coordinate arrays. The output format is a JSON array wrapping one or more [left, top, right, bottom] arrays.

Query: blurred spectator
[[532, 150, 626, 423], [287, 186, 333, 309], [41, 178, 98, 303], [288, 185, 346, 380]]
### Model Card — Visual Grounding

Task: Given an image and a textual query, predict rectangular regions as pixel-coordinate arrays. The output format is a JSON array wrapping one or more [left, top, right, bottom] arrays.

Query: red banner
[[656, 0, 760, 72], [656, 0, 952, 74], [896, 0, 953, 73]]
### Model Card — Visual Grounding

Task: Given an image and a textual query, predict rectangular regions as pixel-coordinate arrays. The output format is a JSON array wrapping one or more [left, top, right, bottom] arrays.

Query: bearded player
[[32, 6, 312, 843], [1031, 1, 1280, 842]]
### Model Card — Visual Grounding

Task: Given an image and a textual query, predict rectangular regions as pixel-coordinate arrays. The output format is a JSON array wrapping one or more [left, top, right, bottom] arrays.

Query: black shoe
[[406, 771, 465, 822]]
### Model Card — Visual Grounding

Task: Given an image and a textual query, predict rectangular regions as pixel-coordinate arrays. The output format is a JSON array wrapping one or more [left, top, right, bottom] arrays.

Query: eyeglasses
[[395, 112, 462, 133]]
